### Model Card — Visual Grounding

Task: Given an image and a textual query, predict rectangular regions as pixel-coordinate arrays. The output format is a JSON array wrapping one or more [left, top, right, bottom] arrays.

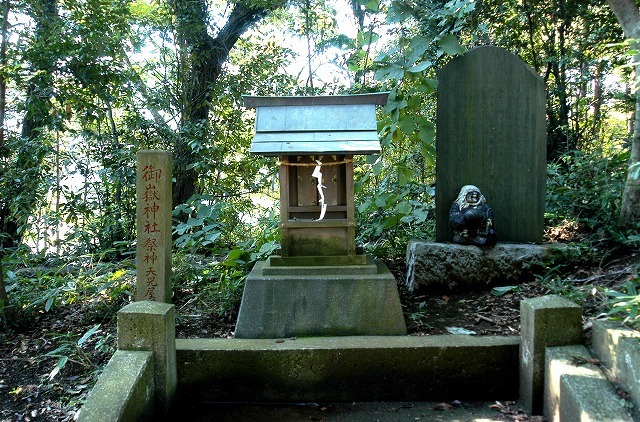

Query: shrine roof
[[243, 93, 389, 156]]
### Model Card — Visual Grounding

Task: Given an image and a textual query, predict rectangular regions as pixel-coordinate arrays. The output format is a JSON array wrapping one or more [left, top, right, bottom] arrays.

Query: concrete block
[[175, 335, 520, 402], [591, 319, 640, 377], [405, 240, 564, 291], [619, 337, 640, 420], [544, 345, 633, 422], [118, 301, 176, 413], [78, 350, 154, 422], [235, 259, 406, 338], [592, 320, 640, 419], [520, 295, 582, 415]]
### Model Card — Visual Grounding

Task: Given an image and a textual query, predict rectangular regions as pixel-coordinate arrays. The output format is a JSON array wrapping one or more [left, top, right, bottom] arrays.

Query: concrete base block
[[176, 335, 520, 402], [405, 240, 565, 291], [544, 345, 634, 422], [234, 259, 406, 338], [78, 350, 154, 422], [118, 301, 177, 413], [520, 295, 583, 416]]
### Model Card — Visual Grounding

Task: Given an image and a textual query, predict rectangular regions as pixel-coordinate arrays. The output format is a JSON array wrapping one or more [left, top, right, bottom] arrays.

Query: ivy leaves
[[352, 0, 475, 255], [373, 1, 473, 167]]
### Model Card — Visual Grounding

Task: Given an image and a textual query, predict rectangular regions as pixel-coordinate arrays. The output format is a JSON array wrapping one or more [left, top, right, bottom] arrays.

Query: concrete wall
[[77, 350, 154, 422], [175, 335, 520, 402]]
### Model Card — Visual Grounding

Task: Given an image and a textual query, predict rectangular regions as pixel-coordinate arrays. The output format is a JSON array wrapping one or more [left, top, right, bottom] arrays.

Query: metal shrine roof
[[243, 92, 389, 156]]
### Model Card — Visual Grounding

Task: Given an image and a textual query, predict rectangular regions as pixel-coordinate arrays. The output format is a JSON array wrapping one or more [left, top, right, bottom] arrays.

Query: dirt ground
[[1, 245, 638, 421]]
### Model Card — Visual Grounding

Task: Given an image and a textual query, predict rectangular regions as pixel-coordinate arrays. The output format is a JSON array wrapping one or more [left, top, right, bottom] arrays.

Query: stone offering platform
[[405, 240, 567, 292], [234, 255, 406, 338]]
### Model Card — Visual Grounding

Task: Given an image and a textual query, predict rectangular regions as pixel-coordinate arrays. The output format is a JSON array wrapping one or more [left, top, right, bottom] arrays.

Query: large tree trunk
[[170, 0, 282, 207], [607, 0, 640, 228], [0, 0, 58, 249]]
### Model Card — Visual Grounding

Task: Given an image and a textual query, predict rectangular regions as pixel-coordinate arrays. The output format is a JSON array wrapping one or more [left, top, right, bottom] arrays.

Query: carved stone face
[[465, 190, 481, 205]]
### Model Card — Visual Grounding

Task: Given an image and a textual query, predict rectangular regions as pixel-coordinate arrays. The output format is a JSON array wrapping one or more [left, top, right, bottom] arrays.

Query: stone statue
[[449, 185, 496, 246]]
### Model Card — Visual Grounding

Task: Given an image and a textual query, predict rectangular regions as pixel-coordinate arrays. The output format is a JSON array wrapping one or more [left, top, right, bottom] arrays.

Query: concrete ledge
[[78, 350, 154, 422], [544, 345, 633, 422], [520, 295, 583, 415], [117, 301, 177, 412], [175, 335, 520, 402], [405, 240, 564, 291], [591, 320, 640, 420]]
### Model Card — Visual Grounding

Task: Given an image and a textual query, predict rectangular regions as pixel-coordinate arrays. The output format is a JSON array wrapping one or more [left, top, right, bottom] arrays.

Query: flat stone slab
[[405, 240, 564, 292], [175, 335, 520, 403], [263, 255, 377, 275]]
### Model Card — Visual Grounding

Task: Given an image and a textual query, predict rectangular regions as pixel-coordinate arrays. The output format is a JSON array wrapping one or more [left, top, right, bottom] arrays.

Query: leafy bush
[[607, 266, 640, 328], [355, 158, 436, 258], [546, 149, 628, 234], [172, 212, 280, 319], [173, 196, 230, 253], [1, 247, 133, 324]]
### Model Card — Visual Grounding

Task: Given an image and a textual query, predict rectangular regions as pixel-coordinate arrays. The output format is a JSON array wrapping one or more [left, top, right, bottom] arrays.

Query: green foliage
[[1, 249, 133, 324], [173, 196, 228, 253], [173, 220, 279, 319], [355, 156, 435, 257], [171, 205, 279, 319], [607, 267, 640, 328], [546, 149, 629, 233], [471, 1, 624, 159], [0, 0, 638, 337], [533, 245, 594, 306], [350, 0, 478, 258], [43, 324, 114, 381]]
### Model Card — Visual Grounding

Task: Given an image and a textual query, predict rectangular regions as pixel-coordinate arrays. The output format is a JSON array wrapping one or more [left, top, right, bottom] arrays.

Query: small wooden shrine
[[236, 92, 406, 339], [243, 93, 388, 263]]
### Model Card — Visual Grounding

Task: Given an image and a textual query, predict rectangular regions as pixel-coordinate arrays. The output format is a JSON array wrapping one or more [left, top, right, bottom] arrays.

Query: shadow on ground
[[166, 400, 535, 421]]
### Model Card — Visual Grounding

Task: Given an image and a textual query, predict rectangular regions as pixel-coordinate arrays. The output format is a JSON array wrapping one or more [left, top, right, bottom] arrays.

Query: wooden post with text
[[136, 150, 172, 303]]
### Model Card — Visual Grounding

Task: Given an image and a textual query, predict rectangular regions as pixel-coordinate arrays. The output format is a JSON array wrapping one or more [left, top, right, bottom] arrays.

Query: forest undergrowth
[[0, 224, 638, 421]]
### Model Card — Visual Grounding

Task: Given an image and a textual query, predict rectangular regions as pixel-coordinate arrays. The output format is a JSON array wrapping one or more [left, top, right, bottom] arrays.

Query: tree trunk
[[170, 0, 282, 207], [623, 89, 640, 227], [0, 251, 16, 324], [591, 63, 604, 141], [0, 0, 16, 325], [1, 0, 58, 248], [606, 0, 640, 228]]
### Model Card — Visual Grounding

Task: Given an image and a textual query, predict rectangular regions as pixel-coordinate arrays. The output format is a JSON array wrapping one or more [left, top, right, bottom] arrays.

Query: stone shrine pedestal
[[234, 256, 407, 339]]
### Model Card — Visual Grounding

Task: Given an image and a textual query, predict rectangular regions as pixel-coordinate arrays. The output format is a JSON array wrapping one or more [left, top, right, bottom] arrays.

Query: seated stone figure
[[449, 185, 496, 246]]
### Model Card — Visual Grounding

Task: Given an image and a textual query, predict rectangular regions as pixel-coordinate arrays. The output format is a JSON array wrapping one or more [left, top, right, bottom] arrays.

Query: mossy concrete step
[[263, 255, 377, 275], [175, 335, 520, 403], [268, 254, 369, 267], [591, 320, 640, 420], [544, 344, 634, 422]]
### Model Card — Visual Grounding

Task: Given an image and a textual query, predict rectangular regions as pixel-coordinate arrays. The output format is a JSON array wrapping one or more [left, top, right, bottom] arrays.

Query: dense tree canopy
[[0, 0, 638, 324]]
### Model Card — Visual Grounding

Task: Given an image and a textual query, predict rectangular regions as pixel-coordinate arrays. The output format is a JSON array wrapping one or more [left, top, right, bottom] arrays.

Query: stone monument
[[235, 93, 406, 338], [136, 150, 173, 303], [406, 46, 550, 292], [435, 45, 546, 244]]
